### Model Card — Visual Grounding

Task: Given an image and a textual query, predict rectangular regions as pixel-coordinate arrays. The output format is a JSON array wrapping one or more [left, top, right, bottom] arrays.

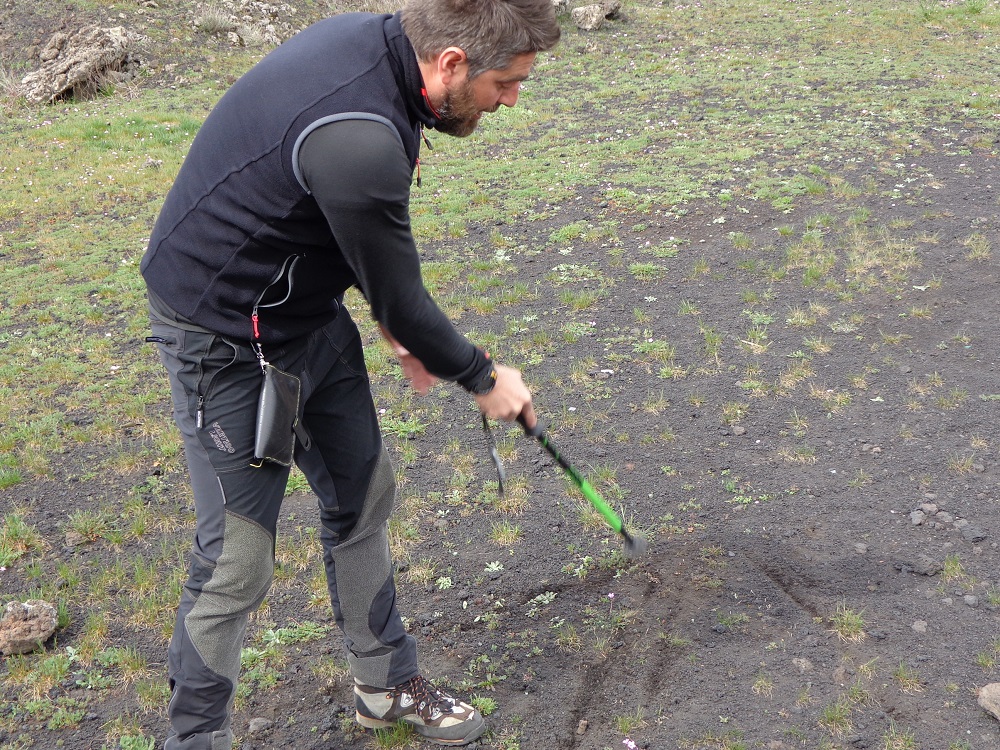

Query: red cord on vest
[[421, 87, 442, 119]]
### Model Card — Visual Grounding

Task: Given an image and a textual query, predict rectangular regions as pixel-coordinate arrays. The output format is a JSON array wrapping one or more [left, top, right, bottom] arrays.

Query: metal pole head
[[622, 530, 648, 559]]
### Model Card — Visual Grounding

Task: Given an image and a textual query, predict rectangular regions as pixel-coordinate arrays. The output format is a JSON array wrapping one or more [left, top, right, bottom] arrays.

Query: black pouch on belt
[[251, 362, 301, 468], [249, 254, 315, 468]]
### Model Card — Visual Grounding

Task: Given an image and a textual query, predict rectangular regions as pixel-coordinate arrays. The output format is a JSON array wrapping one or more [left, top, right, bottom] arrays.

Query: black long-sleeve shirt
[[141, 12, 490, 389], [297, 118, 477, 380]]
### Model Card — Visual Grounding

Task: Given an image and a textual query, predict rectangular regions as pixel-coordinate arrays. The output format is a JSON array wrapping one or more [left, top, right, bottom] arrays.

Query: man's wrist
[[465, 361, 497, 395]]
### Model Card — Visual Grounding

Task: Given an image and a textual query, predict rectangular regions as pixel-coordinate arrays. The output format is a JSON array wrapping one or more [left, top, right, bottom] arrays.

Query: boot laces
[[392, 675, 453, 720]]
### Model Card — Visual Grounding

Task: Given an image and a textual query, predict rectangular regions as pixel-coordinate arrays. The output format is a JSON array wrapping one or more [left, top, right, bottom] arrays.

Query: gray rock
[[962, 525, 987, 543], [978, 683, 1000, 722], [21, 26, 141, 104], [964, 595, 980, 608], [571, 5, 606, 30], [600, 0, 623, 18], [911, 554, 943, 576], [911, 620, 928, 633], [909, 510, 925, 526], [0, 600, 58, 655], [247, 717, 273, 734]]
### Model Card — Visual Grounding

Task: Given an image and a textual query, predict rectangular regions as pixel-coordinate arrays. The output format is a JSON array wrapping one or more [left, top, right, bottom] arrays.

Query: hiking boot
[[354, 674, 486, 746]]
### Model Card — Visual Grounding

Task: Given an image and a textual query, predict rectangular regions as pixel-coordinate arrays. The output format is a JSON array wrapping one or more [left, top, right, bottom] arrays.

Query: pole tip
[[623, 531, 648, 559]]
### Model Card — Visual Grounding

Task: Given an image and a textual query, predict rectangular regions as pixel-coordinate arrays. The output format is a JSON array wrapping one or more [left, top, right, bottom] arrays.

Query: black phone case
[[252, 363, 301, 468]]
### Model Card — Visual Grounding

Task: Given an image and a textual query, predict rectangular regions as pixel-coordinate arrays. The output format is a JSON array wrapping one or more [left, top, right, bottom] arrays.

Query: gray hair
[[401, 0, 561, 78]]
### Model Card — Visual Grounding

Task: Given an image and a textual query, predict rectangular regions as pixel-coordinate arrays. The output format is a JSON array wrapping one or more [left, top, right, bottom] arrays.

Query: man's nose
[[498, 82, 521, 108]]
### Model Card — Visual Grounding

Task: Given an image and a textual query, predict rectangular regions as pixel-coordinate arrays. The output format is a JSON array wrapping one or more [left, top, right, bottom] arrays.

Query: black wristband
[[466, 361, 497, 395]]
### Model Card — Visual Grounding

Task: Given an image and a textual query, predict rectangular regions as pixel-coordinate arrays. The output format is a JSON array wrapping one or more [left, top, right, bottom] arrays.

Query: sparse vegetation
[[829, 603, 866, 643], [1, 0, 997, 747]]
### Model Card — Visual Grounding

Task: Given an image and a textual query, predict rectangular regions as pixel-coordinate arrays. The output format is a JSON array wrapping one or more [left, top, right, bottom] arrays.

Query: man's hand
[[379, 324, 439, 395], [474, 364, 535, 427]]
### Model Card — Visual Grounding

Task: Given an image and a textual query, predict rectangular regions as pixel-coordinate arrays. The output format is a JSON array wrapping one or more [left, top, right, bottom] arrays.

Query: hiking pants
[[150, 308, 418, 750]]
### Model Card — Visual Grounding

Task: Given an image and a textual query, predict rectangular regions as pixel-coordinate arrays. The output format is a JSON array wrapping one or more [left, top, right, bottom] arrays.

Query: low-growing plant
[[715, 611, 750, 631], [470, 695, 498, 716], [119, 735, 157, 750], [778, 444, 817, 464], [0, 512, 45, 566], [974, 649, 996, 672], [963, 232, 991, 260], [405, 558, 437, 585], [678, 299, 699, 315], [195, 5, 236, 35], [613, 706, 647, 734], [97, 645, 150, 685], [720, 402, 748, 425], [892, 662, 924, 694], [489, 520, 521, 547], [828, 602, 866, 642], [135, 678, 171, 712], [372, 721, 415, 747], [882, 721, 918, 750], [751, 672, 774, 698], [941, 553, 972, 587], [818, 697, 852, 736]]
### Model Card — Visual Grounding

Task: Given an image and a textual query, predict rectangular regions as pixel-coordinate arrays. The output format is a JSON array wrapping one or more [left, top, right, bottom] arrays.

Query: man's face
[[435, 52, 537, 138]]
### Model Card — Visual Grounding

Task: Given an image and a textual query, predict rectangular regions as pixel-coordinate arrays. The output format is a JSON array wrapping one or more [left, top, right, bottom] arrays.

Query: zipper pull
[[196, 396, 205, 429], [420, 125, 434, 150], [416, 158, 421, 188]]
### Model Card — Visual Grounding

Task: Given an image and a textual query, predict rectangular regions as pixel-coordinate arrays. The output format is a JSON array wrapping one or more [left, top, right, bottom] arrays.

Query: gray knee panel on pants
[[186, 513, 274, 681], [330, 449, 403, 686]]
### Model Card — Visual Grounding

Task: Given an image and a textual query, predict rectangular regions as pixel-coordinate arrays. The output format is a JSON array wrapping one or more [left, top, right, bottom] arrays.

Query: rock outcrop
[[21, 26, 140, 104]]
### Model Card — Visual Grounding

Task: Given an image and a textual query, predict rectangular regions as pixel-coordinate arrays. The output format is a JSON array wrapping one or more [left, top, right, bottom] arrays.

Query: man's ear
[[437, 46, 469, 86]]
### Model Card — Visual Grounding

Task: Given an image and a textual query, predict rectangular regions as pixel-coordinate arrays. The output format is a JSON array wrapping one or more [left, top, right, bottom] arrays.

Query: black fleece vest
[[141, 13, 435, 344]]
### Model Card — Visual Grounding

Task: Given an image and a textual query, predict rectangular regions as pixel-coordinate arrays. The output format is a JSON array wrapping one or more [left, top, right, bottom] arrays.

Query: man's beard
[[435, 79, 486, 138]]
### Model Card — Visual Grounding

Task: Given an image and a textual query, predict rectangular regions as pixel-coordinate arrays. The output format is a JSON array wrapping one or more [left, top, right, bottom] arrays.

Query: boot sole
[[355, 711, 486, 746]]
